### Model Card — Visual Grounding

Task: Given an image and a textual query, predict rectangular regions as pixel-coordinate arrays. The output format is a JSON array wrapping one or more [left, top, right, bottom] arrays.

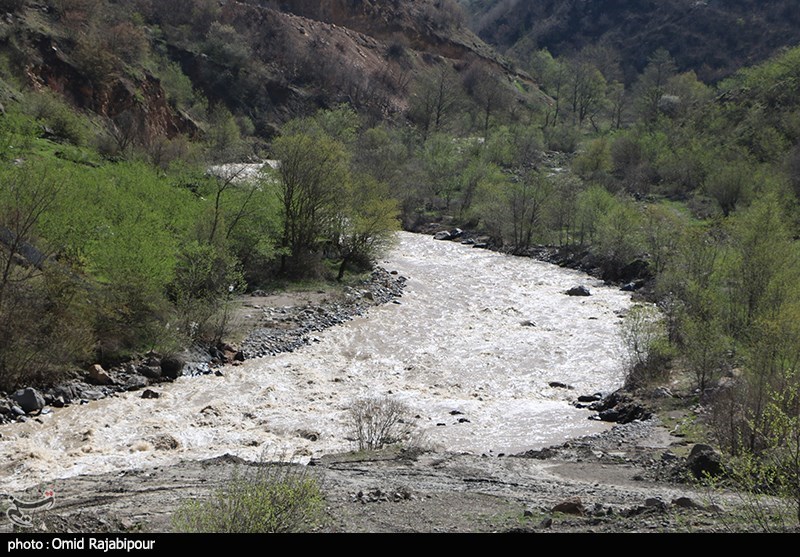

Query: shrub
[[348, 396, 412, 451], [173, 454, 325, 533], [621, 304, 671, 389]]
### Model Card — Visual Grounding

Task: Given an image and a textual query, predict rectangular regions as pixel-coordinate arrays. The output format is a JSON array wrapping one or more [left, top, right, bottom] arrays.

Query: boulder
[[434, 231, 451, 241], [552, 497, 586, 516], [137, 365, 162, 380], [124, 375, 148, 391], [566, 285, 591, 297], [687, 444, 724, 479], [549, 381, 574, 390], [578, 393, 603, 403], [11, 388, 45, 414], [141, 389, 160, 400], [160, 356, 184, 380], [644, 497, 667, 511], [672, 497, 704, 509], [88, 364, 113, 385], [51, 384, 79, 404]]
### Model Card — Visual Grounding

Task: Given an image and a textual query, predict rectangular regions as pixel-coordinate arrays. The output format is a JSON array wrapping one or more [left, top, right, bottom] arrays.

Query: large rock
[[434, 231, 452, 241], [552, 497, 586, 516], [687, 444, 724, 479], [137, 365, 162, 380], [11, 388, 45, 414], [160, 356, 185, 380], [566, 285, 591, 297], [88, 364, 113, 385]]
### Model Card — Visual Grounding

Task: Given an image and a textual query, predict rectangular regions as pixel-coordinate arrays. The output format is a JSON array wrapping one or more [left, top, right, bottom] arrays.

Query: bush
[[621, 304, 671, 389], [24, 91, 88, 146], [348, 396, 412, 451], [173, 454, 325, 533]]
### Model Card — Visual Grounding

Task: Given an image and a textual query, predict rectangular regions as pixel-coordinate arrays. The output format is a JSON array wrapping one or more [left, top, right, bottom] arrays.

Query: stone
[[88, 364, 113, 385], [11, 387, 45, 414], [672, 497, 703, 509], [125, 376, 148, 391], [687, 444, 724, 478], [578, 393, 603, 403], [549, 381, 574, 390], [137, 365, 161, 380], [434, 231, 451, 241], [160, 356, 184, 380], [51, 384, 78, 404], [661, 450, 678, 462], [552, 497, 586, 516], [141, 389, 160, 400], [645, 497, 667, 511], [651, 387, 673, 398], [566, 285, 591, 297], [298, 429, 319, 441]]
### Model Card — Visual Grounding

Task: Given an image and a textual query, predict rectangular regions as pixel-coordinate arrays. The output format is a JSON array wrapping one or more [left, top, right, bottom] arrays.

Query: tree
[[567, 58, 607, 129], [531, 49, 569, 127], [409, 64, 463, 140], [333, 176, 399, 281], [633, 49, 677, 123], [704, 159, 754, 216], [463, 62, 512, 137], [272, 130, 349, 275]]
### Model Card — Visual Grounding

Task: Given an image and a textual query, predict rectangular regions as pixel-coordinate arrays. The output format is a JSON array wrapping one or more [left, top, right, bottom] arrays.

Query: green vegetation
[[173, 455, 326, 533], [2, 0, 800, 527]]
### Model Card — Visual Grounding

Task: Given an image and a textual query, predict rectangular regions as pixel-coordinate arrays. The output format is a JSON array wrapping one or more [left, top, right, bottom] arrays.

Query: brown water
[[0, 232, 633, 491]]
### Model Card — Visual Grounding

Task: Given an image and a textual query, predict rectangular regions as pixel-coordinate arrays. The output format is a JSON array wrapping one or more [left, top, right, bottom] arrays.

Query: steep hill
[[459, 0, 800, 83], [0, 0, 543, 145]]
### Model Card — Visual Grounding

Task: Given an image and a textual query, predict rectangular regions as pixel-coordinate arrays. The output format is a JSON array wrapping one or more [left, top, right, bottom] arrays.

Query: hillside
[[459, 0, 800, 83], [0, 0, 543, 146]]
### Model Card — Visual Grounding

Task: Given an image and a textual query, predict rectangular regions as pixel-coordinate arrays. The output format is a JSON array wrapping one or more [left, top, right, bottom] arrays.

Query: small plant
[[348, 396, 412, 451], [172, 452, 325, 533]]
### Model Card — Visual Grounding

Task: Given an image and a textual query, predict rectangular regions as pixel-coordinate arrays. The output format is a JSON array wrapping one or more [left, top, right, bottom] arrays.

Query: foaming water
[[0, 233, 632, 491]]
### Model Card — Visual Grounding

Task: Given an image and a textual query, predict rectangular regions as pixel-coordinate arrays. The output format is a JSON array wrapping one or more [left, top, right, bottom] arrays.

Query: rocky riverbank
[[0, 268, 406, 425], [421, 224, 654, 294]]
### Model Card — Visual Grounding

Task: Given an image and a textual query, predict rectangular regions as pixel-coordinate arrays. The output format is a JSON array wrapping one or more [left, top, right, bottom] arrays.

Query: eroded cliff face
[[27, 35, 198, 141]]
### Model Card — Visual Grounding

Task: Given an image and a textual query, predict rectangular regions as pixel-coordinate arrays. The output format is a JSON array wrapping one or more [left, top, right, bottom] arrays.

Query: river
[[0, 232, 634, 492]]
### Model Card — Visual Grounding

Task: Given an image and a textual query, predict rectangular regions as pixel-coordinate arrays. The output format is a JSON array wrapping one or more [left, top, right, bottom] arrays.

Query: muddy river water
[[0, 232, 634, 492]]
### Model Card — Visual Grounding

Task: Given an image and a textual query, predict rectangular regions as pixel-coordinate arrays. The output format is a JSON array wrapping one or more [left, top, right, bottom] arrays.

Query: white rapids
[[0, 232, 634, 491]]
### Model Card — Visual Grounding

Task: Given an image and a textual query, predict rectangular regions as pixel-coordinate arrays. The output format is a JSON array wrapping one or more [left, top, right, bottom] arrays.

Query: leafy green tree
[[333, 176, 400, 280], [704, 159, 754, 216], [272, 130, 349, 275], [420, 133, 462, 211], [594, 196, 643, 273]]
